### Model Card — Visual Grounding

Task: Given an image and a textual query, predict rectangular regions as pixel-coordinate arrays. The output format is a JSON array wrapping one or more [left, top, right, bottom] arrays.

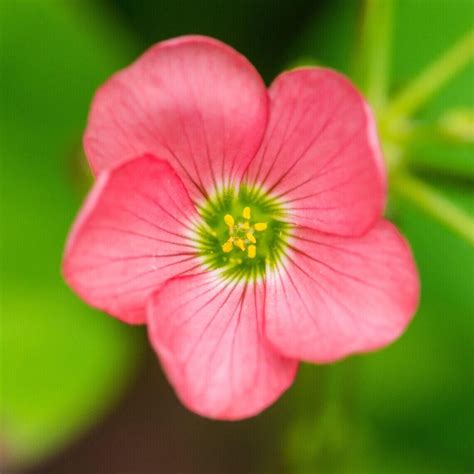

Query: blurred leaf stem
[[384, 110, 474, 147], [382, 28, 474, 123], [359, 6, 474, 247], [285, 362, 359, 474], [353, 0, 394, 113], [380, 27, 474, 247], [390, 172, 474, 246]]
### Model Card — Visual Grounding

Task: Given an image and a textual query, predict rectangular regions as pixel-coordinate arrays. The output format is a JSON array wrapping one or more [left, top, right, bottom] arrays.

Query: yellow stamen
[[234, 239, 246, 251], [242, 207, 251, 219], [246, 232, 256, 244], [224, 214, 235, 227], [254, 222, 267, 231], [222, 239, 233, 253], [241, 221, 250, 230], [248, 245, 256, 258]]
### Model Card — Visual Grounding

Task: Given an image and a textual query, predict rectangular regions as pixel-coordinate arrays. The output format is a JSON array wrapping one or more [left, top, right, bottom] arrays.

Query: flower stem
[[390, 172, 474, 246], [284, 362, 358, 474], [383, 28, 474, 122], [353, 0, 394, 113]]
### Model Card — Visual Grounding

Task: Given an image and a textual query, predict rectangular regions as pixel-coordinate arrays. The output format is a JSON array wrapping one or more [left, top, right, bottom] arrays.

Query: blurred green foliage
[[285, 1, 474, 472], [0, 1, 141, 467], [108, 0, 318, 82], [1, 0, 473, 472]]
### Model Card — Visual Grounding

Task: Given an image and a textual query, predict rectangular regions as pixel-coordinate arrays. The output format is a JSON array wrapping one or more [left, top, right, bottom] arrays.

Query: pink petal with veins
[[264, 220, 419, 363], [147, 273, 298, 420], [62, 37, 421, 419], [63, 155, 200, 324], [244, 67, 386, 236], [84, 35, 268, 201]]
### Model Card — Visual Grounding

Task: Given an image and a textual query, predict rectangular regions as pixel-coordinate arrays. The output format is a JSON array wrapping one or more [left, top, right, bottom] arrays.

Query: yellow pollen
[[234, 239, 246, 251], [224, 214, 235, 227], [246, 232, 256, 244], [222, 239, 233, 253], [248, 245, 256, 258], [221, 209, 267, 257]]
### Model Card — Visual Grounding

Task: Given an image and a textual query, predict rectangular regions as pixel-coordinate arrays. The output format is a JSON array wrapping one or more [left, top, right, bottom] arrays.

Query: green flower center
[[194, 186, 291, 281]]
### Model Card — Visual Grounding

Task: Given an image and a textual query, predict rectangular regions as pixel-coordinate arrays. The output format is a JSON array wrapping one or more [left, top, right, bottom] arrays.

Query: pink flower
[[63, 36, 419, 420]]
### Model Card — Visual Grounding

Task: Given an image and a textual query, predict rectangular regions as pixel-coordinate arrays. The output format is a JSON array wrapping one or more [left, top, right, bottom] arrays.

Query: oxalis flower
[[63, 36, 419, 420]]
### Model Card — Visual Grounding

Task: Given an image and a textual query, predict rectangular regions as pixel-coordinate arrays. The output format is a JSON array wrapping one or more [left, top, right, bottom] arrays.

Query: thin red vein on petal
[[147, 273, 298, 420], [264, 220, 420, 363], [63, 155, 201, 324], [84, 35, 268, 201], [243, 67, 386, 237]]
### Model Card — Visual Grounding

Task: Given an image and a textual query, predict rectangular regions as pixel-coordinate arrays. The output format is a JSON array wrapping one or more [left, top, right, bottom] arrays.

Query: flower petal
[[244, 68, 386, 236], [147, 273, 298, 420], [84, 35, 268, 201], [63, 155, 200, 324], [264, 220, 419, 363]]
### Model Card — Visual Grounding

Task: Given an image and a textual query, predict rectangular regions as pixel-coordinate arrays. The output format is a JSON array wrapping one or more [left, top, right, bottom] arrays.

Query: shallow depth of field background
[[1, 0, 473, 473]]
